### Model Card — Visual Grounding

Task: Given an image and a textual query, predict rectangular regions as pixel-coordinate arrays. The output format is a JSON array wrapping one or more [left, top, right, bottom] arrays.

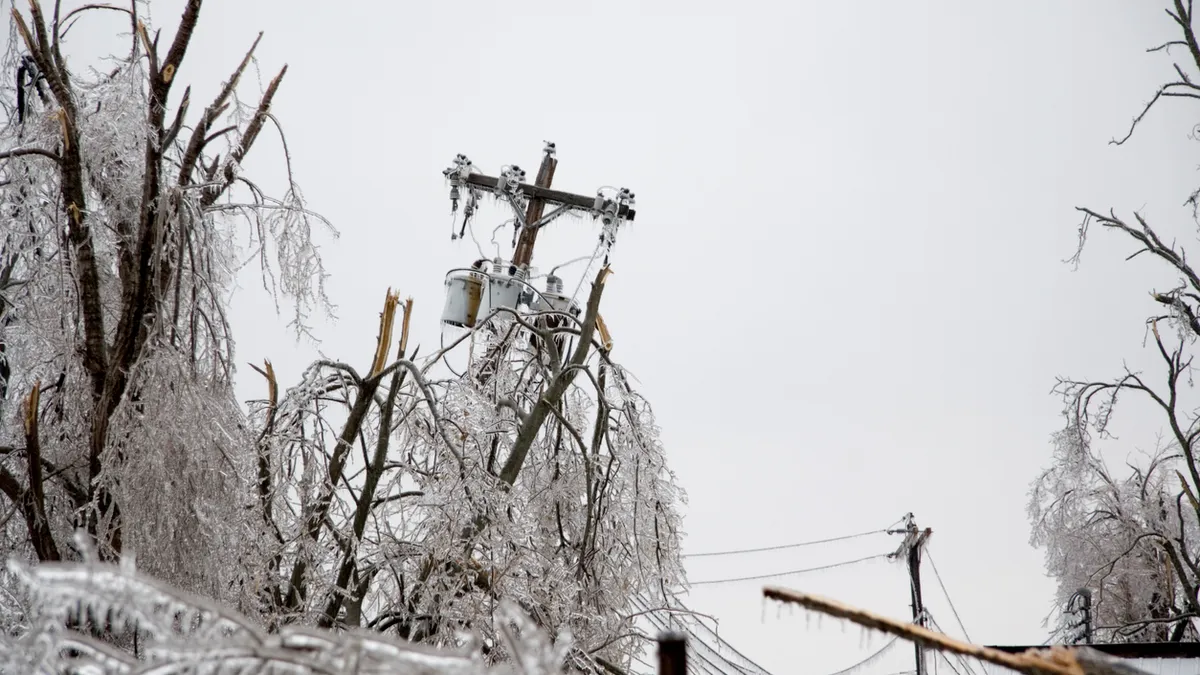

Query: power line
[[937, 652, 967, 675], [684, 528, 889, 559], [822, 636, 900, 675], [690, 554, 888, 586], [927, 550, 972, 643], [927, 613, 982, 675], [630, 594, 773, 675], [633, 596, 756, 675]]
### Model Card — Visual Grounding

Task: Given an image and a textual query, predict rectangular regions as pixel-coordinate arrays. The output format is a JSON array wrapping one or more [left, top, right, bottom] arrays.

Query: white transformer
[[477, 259, 528, 322], [534, 274, 581, 318], [441, 268, 485, 328], [442, 259, 533, 328]]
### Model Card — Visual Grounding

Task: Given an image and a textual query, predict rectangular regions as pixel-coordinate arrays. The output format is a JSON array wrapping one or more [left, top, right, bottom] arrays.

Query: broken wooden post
[[658, 631, 687, 675]]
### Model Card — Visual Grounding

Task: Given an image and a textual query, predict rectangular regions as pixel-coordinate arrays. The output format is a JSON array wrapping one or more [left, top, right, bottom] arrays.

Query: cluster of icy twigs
[[0, 559, 571, 675]]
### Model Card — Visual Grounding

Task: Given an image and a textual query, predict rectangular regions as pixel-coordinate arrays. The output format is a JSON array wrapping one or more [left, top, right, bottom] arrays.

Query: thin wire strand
[[684, 528, 888, 559], [567, 238, 603, 305], [822, 636, 900, 675], [938, 651, 967, 675], [630, 595, 772, 675], [927, 549, 972, 642], [690, 554, 888, 586], [927, 613, 982, 675]]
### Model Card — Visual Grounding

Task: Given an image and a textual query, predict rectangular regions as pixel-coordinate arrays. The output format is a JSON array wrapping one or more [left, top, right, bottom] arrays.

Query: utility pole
[[512, 147, 557, 268], [441, 144, 637, 379], [891, 514, 932, 675], [444, 143, 637, 272]]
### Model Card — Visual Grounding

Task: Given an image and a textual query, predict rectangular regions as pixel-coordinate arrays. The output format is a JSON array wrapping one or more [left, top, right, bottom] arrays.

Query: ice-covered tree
[[1029, 0, 1200, 644], [0, 1, 686, 671], [246, 275, 685, 672], [0, 0, 328, 602]]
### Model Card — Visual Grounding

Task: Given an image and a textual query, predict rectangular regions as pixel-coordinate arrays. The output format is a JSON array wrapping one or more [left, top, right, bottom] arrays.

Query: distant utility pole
[[891, 514, 932, 675]]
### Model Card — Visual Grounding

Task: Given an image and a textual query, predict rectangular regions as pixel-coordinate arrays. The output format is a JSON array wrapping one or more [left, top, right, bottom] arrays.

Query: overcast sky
[[28, 1, 1200, 673]]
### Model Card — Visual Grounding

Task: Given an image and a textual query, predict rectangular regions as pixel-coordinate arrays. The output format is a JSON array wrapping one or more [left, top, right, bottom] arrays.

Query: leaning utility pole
[[512, 148, 557, 267], [444, 142, 637, 273], [891, 514, 932, 675], [440, 143, 636, 380]]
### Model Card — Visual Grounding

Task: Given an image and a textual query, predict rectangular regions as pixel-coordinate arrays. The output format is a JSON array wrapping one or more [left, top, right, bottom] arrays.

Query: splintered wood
[[762, 587, 1151, 675]]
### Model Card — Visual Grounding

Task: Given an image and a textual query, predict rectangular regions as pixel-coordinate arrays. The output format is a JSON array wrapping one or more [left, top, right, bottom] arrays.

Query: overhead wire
[[630, 593, 770, 675], [567, 238, 604, 306], [638, 518, 911, 669], [926, 613, 982, 675], [690, 554, 889, 586], [821, 636, 901, 675], [638, 604, 736, 675], [680, 601, 772, 674], [684, 528, 889, 559], [927, 549, 972, 643], [938, 651, 968, 675]]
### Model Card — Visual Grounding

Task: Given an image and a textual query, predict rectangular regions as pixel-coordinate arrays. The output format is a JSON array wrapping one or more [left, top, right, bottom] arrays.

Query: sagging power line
[[927, 549, 972, 644], [822, 636, 902, 675], [684, 527, 890, 559], [690, 553, 888, 586]]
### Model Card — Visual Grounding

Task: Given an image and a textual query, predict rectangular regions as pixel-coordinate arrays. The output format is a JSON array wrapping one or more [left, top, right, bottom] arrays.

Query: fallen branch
[[762, 587, 1151, 675]]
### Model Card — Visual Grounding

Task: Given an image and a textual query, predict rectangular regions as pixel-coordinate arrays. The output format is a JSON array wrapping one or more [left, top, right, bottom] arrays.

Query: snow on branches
[[246, 285, 686, 671], [0, 3, 686, 672], [0, 555, 571, 674], [0, 0, 330, 610], [1031, 0, 1200, 644]]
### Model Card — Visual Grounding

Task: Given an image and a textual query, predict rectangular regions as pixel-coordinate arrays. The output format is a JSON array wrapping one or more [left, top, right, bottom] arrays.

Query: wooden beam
[[657, 632, 687, 675], [464, 173, 636, 222], [512, 152, 557, 267]]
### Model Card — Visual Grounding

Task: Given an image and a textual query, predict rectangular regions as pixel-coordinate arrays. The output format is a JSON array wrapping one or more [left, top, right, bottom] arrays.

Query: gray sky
[[32, 1, 1200, 673]]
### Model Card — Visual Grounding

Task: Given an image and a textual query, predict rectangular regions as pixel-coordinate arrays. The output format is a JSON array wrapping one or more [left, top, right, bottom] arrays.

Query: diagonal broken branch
[[201, 64, 287, 209], [178, 31, 262, 187], [763, 587, 1149, 675]]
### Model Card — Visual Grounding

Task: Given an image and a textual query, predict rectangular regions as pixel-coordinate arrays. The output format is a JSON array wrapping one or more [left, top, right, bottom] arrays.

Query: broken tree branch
[[763, 587, 1148, 675], [499, 266, 610, 487]]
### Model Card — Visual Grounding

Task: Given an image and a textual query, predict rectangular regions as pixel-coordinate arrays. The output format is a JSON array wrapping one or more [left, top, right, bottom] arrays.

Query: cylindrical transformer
[[441, 270, 484, 328]]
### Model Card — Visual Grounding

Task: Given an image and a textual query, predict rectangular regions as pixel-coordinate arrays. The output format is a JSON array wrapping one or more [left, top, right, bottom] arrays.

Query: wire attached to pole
[[684, 528, 889, 559], [927, 549, 972, 643], [690, 553, 888, 586]]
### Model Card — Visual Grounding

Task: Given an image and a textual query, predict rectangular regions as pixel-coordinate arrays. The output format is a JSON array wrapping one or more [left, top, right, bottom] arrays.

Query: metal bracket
[[504, 192, 528, 229], [528, 204, 571, 231]]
